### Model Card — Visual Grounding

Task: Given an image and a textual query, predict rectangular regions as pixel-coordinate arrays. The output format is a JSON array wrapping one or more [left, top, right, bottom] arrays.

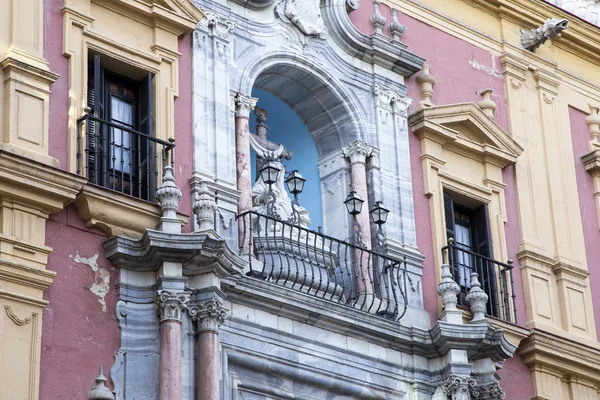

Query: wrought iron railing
[[237, 211, 409, 319], [76, 113, 175, 202], [442, 240, 517, 323]]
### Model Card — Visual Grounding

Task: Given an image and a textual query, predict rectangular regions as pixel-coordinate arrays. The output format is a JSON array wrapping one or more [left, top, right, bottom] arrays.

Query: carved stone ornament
[[478, 89, 497, 120], [188, 299, 229, 333], [193, 180, 218, 231], [415, 63, 436, 109], [156, 166, 182, 217], [388, 9, 407, 42], [284, 0, 325, 36], [437, 264, 461, 311], [442, 375, 477, 400], [520, 18, 569, 52], [587, 104, 600, 149], [199, 12, 235, 41], [372, 84, 411, 116], [342, 140, 374, 164], [465, 272, 489, 322], [371, 0, 386, 35], [471, 382, 506, 400], [345, 0, 359, 11], [156, 291, 190, 323]]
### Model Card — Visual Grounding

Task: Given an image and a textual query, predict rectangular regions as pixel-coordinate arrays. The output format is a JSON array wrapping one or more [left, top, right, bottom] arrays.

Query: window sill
[[73, 183, 188, 238]]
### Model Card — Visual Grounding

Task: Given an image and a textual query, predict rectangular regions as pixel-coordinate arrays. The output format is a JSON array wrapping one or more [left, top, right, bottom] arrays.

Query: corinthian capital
[[471, 382, 506, 400], [231, 92, 258, 118], [442, 375, 477, 400], [156, 291, 190, 323], [342, 140, 375, 164], [188, 299, 229, 333]]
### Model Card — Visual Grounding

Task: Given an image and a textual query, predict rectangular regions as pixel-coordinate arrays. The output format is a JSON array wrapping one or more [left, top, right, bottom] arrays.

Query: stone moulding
[[321, 0, 424, 76]]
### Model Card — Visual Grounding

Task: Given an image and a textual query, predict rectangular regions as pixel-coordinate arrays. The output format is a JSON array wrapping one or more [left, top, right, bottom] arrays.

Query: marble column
[[156, 291, 190, 400], [342, 140, 375, 294], [189, 300, 228, 400], [233, 92, 258, 252]]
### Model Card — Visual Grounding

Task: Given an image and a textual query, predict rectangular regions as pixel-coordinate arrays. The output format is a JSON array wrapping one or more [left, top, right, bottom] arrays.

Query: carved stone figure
[[284, 0, 325, 36], [520, 18, 569, 52]]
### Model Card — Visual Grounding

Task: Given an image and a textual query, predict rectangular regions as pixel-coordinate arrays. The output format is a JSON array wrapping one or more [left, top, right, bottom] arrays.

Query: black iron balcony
[[237, 210, 409, 319], [442, 240, 517, 323], [76, 114, 175, 202]]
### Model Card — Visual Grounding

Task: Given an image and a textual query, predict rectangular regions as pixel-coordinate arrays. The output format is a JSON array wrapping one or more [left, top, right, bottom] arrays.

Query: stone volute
[[88, 367, 115, 400], [415, 63, 435, 109], [466, 272, 488, 322], [478, 89, 497, 120]]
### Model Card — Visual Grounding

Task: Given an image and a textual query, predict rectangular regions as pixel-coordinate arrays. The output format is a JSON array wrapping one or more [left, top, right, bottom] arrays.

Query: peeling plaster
[[74, 252, 110, 312], [468, 55, 503, 78]]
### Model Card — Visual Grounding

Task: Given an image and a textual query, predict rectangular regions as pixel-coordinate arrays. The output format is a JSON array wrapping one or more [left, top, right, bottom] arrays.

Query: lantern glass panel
[[261, 162, 281, 185], [286, 170, 306, 195], [344, 191, 364, 215], [370, 201, 389, 225]]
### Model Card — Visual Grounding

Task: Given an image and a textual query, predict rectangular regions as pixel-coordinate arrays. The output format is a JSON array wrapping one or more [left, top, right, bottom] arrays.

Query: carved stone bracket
[[442, 375, 477, 400], [156, 291, 190, 323], [188, 299, 229, 333], [198, 12, 235, 41]]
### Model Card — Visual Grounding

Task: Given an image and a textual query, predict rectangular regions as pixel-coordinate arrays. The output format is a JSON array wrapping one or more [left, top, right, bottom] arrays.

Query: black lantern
[[344, 191, 364, 216], [260, 161, 281, 185], [285, 170, 306, 196], [369, 201, 389, 226]]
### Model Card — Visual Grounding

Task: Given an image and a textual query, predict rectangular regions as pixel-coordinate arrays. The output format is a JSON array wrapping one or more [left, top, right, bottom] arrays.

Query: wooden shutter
[[137, 73, 153, 200], [473, 203, 498, 316], [443, 193, 455, 241], [473, 204, 492, 258], [87, 55, 105, 184]]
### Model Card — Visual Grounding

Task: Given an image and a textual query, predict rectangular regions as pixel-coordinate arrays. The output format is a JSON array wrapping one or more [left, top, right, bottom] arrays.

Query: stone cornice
[[409, 102, 524, 168], [103, 230, 246, 277], [518, 328, 600, 383], [322, 0, 425, 77]]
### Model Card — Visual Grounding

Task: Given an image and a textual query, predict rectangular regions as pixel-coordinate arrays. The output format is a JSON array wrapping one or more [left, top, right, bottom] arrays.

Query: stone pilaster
[[189, 300, 229, 400]]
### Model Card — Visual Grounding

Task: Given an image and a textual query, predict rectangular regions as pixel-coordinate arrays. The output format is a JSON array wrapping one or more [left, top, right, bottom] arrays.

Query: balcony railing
[[76, 113, 175, 202], [442, 240, 517, 324], [237, 211, 409, 320]]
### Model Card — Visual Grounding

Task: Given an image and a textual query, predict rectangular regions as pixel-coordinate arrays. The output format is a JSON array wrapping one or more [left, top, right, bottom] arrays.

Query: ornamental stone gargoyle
[[520, 18, 569, 52]]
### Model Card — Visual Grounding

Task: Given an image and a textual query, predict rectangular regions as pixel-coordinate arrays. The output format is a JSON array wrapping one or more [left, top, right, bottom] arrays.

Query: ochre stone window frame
[[409, 102, 524, 338], [62, 0, 202, 237]]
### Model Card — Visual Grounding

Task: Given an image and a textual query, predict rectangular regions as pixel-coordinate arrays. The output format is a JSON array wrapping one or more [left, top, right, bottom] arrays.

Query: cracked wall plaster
[[73, 252, 111, 312]]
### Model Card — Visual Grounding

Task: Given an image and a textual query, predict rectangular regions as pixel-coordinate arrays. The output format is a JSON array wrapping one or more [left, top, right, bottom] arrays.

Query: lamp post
[[285, 170, 306, 225], [259, 160, 281, 218], [369, 201, 389, 253], [344, 191, 365, 247]]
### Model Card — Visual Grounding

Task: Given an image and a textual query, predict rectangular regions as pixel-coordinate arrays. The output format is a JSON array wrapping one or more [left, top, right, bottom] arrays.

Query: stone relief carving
[[442, 375, 477, 400], [199, 12, 235, 41], [282, 0, 325, 36], [520, 18, 569, 52]]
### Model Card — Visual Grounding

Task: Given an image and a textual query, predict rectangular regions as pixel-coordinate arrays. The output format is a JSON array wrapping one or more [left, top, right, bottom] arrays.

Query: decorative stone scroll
[[188, 299, 229, 332], [156, 291, 190, 323], [199, 12, 235, 41], [442, 375, 477, 400], [233, 93, 258, 118], [471, 382, 506, 400]]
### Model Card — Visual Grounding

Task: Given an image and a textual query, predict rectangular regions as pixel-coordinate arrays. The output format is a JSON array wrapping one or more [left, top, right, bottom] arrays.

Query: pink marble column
[[342, 141, 374, 294], [189, 300, 228, 400], [233, 93, 258, 252], [156, 291, 190, 400]]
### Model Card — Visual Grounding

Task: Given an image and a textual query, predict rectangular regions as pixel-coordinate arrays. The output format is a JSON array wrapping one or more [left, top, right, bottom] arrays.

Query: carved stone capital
[[188, 300, 229, 333], [342, 140, 375, 164], [156, 291, 190, 323], [199, 12, 235, 41], [232, 92, 258, 118], [442, 375, 477, 400], [471, 382, 506, 400]]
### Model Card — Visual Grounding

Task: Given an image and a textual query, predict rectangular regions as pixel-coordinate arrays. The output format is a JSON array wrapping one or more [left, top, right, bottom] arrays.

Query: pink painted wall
[[41, 205, 120, 398], [175, 33, 194, 232], [569, 107, 600, 341], [350, 4, 532, 398]]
